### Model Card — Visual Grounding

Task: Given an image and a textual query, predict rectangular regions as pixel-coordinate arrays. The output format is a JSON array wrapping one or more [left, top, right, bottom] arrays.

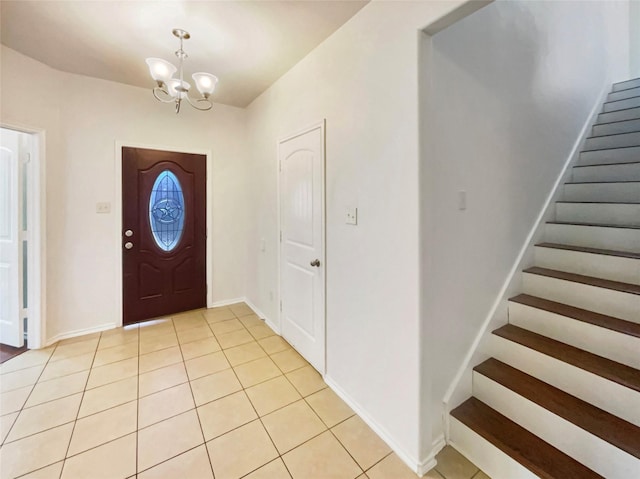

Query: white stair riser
[[522, 272, 640, 323], [579, 145, 640, 166], [613, 79, 640, 92], [593, 118, 640, 136], [598, 107, 640, 123], [604, 96, 640, 112], [490, 334, 640, 427], [564, 182, 640, 203], [545, 223, 640, 253], [473, 373, 640, 479], [509, 302, 640, 368], [556, 202, 640, 227], [584, 131, 640, 151], [534, 246, 640, 285], [450, 417, 539, 479], [609, 87, 640, 102], [572, 162, 640, 182]]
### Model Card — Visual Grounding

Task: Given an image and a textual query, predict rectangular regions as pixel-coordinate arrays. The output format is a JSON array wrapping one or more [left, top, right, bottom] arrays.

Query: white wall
[[631, 0, 640, 77], [420, 0, 630, 444], [0, 46, 248, 341], [243, 0, 471, 470]]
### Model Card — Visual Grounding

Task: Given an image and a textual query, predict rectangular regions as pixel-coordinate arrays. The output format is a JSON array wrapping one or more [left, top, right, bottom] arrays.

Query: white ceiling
[[0, 1, 368, 107]]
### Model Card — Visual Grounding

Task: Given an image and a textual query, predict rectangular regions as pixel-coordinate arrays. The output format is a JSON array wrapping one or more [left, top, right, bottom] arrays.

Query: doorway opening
[[0, 126, 43, 355]]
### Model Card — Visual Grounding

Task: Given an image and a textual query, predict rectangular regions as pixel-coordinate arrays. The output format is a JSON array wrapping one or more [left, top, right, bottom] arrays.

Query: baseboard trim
[[243, 297, 281, 334], [441, 81, 613, 438], [210, 297, 245, 308], [46, 323, 117, 346], [417, 435, 446, 476]]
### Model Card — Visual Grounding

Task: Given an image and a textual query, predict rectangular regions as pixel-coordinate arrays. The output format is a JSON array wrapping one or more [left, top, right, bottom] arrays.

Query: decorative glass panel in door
[[148, 170, 185, 251]]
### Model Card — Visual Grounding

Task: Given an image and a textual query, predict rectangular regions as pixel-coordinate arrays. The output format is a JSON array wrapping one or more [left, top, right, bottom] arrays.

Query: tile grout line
[[135, 320, 141, 477]]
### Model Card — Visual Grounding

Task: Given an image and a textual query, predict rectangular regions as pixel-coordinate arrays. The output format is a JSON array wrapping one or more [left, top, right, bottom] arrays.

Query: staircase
[[449, 78, 640, 478]]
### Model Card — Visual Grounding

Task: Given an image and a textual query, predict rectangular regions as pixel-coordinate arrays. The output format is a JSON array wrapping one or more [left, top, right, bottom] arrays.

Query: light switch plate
[[96, 202, 111, 214], [346, 207, 358, 225]]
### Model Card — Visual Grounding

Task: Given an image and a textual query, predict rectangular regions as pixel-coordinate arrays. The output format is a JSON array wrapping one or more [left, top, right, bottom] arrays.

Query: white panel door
[[279, 123, 325, 373], [0, 130, 22, 347]]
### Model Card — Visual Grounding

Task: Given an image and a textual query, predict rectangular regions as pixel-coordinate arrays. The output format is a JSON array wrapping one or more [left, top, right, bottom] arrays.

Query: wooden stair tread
[[509, 294, 640, 338], [535, 242, 640, 260], [451, 398, 603, 479], [546, 220, 640, 229], [493, 324, 640, 392], [475, 358, 640, 458], [523, 266, 640, 295]]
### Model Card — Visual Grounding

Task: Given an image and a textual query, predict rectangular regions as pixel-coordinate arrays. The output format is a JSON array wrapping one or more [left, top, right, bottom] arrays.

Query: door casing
[[115, 141, 214, 327], [277, 120, 327, 374]]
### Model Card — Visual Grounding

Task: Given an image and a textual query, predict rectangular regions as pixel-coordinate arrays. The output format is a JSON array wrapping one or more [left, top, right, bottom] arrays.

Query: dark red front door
[[122, 147, 206, 325]]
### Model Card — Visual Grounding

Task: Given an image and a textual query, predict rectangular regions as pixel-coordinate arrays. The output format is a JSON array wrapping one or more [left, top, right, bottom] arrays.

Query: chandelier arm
[[185, 95, 213, 111], [152, 87, 176, 103]]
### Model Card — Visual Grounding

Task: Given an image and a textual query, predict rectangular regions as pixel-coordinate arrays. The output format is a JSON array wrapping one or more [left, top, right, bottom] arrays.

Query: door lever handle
[[310, 259, 321, 267]]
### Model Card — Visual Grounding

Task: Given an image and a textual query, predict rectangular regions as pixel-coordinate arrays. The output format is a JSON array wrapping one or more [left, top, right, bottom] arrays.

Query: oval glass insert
[[149, 170, 185, 251]]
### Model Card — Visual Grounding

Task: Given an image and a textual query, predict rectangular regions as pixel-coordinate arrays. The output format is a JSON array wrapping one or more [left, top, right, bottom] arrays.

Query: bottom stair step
[[450, 398, 603, 479]]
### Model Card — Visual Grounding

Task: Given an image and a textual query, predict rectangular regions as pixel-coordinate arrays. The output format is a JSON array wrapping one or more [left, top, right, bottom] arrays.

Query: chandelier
[[145, 29, 218, 114]]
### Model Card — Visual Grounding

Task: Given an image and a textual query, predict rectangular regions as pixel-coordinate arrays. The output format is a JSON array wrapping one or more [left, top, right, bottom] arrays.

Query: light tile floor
[[0, 303, 487, 479]]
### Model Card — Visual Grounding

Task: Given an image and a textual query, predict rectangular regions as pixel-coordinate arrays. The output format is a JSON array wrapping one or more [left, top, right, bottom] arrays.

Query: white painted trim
[[441, 82, 612, 439], [417, 435, 446, 476], [243, 297, 281, 334], [210, 297, 246, 308], [45, 323, 117, 346], [277, 120, 327, 375], [114, 141, 214, 327], [324, 375, 424, 476], [0, 122, 46, 349]]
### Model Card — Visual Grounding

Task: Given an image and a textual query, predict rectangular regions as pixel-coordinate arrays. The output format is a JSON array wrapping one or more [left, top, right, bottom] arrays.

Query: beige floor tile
[[203, 308, 235, 323], [206, 419, 278, 479], [247, 324, 276, 340], [79, 376, 137, 418], [210, 318, 245, 336], [261, 400, 326, 454], [357, 475, 369, 479], [0, 422, 73, 478], [1, 365, 43, 393], [271, 349, 307, 373], [25, 370, 88, 408], [472, 471, 491, 479], [197, 391, 257, 440], [93, 341, 139, 367], [1, 385, 33, 415], [139, 362, 188, 397], [286, 365, 326, 397], [138, 319, 174, 338], [19, 461, 64, 478], [7, 393, 82, 442], [225, 341, 267, 367], [180, 337, 221, 361], [58, 332, 101, 345], [49, 338, 99, 363], [366, 453, 419, 479], [258, 336, 292, 355], [138, 383, 195, 428], [62, 433, 136, 479], [435, 446, 479, 479], [234, 357, 282, 388], [39, 352, 94, 382], [138, 445, 213, 479], [177, 325, 214, 345], [98, 329, 138, 350], [238, 314, 264, 329], [87, 357, 138, 389], [282, 431, 362, 479], [216, 329, 254, 349], [138, 410, 204, 471], [332, 415, 391, 470], [245, 376, 301, 416], [0, 347, 54, 375], [68, 400, 137, 456], [244, 458, 292, 479], [0, 411, 18, 443], [173, 316, 208, 332], [190, 369, 243, 406], [185, 351, 230, 380], [138, 346, 182, 374], [229, 302, 254, 317], [139, 332, 179, 355], [424, 469, 446, 479], [306, 388, 354, 427]]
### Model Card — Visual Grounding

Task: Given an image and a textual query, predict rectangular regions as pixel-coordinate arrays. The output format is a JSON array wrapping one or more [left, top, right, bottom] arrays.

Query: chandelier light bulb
[[192, 72, 218, 97], [145, 58, 176, 84]]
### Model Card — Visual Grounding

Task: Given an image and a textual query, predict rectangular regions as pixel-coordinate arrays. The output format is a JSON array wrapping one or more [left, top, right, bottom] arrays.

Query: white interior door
[[279, 123, 325, 373], [0, 129, 23, 347]]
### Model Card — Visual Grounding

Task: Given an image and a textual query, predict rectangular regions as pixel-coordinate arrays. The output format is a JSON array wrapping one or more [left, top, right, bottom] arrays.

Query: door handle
[[124, 242, 134, 250], [310, 259, 321, 267]]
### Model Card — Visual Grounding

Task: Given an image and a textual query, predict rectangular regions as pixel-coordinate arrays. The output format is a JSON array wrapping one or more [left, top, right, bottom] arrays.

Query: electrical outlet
[[346, 207, 358, 225], [96, 202, 111, 214]]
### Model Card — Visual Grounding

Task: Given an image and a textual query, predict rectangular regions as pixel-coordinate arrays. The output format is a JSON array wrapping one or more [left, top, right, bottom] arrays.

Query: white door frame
[[0, 122, 46, 349], [277, 120, 326, 373], [114, 142, 214, 327]]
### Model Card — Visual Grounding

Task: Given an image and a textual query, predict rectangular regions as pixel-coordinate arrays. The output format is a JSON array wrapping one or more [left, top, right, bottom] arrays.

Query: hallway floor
[[0, 303, 487, 479]]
